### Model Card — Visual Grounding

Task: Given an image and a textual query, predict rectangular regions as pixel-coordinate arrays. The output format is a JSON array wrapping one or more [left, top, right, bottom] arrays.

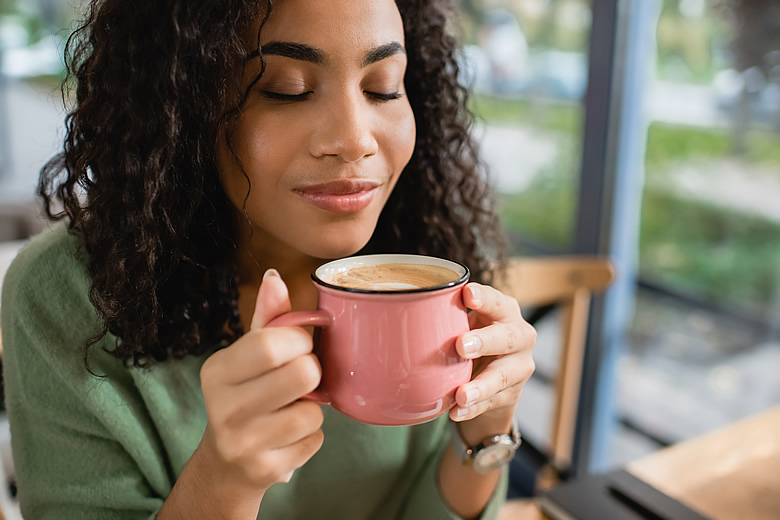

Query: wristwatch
[[450, 419, 522, 473]]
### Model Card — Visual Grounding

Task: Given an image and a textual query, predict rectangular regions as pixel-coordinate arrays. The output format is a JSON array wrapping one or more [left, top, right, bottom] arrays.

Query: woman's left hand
[[451, 282, 536, 425]]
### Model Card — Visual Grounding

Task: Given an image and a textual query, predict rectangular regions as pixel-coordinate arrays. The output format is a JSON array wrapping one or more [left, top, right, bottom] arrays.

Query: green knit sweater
[[1, 223, 507, 520]]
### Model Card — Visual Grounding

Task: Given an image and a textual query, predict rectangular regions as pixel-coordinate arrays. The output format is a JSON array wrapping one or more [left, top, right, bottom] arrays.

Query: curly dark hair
[[39, 0, 506, 369]]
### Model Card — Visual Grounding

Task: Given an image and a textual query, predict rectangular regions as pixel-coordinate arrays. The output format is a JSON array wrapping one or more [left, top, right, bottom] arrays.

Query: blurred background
[[453, 0, 780, 476], [0, 0, 779, 515]]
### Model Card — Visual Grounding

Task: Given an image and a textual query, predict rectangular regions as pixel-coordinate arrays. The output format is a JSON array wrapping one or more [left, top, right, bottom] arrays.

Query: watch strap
[[450, 418, 522, 469]]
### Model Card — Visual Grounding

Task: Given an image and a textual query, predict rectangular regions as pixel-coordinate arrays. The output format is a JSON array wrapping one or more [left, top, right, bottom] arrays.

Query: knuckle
[[293, 354, 322, 393], [508, 385, 524, 406], [303, 429, 325, 456], [499, 367, 510, 391], [208, 400, 235, 430], [199, 357, 217, 387], [300, 400, 325, 429], [285, 409, 310, 437], [254, 333, 284, 369], [526, 322, 538, 343], [526, 359, 536, 380], [249, 451, 278, 483], [505, 325, 520, 351], [489, 295, 503, 315], [255, 328, 311, 369], [286, 402, 323, 436], [288, 430, 324, 472]]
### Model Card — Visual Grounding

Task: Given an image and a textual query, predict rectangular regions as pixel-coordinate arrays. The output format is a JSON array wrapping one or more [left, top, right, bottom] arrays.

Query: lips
[[294, 179, 381, 213]]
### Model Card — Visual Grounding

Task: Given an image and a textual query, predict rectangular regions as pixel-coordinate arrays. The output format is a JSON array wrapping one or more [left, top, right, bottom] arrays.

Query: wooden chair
[[494, 256, 615, 484]]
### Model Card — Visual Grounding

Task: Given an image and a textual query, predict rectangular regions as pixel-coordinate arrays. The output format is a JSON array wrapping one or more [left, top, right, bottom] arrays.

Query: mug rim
[[311, 254, 470, 295]]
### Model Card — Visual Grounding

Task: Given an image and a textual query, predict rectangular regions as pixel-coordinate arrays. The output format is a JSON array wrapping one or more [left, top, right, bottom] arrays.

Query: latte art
[[324, 263, 461, 291]]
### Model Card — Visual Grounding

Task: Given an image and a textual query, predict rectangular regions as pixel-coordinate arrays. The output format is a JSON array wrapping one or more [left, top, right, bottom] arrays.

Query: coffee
[[324, 262, 460, 291]]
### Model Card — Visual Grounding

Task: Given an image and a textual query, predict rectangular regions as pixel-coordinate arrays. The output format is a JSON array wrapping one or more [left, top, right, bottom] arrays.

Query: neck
[[233, 220, 324, 314]]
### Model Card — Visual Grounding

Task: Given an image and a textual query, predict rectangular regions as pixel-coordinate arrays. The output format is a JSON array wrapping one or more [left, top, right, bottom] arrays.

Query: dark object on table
[[538, 469, 711, 520]]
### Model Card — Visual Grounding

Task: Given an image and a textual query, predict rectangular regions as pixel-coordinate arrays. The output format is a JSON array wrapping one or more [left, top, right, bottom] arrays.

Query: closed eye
[[366, 91, 403, 102], [261, 90, 313, 102]]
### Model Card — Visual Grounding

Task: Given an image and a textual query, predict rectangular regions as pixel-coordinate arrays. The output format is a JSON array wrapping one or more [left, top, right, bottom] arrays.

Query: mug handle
[[266, 310, 333, 405]]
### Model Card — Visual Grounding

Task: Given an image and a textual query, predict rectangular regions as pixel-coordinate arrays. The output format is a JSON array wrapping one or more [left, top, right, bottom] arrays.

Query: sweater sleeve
[[398, 416, 508, 520], [1, 233, 166, 519]]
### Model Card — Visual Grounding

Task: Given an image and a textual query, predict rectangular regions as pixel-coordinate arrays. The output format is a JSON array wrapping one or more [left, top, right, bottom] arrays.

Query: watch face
[[473, 444, 515, 473]]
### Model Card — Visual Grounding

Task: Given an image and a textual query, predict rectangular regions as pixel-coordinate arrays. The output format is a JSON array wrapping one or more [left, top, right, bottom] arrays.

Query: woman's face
[[218, 0, 416, 261]]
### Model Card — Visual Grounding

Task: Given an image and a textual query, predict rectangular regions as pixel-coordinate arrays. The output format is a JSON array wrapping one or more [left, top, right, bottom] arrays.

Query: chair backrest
[[495, 256, 615, 479]]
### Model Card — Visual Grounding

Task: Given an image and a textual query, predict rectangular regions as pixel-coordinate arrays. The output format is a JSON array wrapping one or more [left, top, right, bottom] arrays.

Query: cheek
[[390, 105, 417, 169], [217, 116, 278, 204]]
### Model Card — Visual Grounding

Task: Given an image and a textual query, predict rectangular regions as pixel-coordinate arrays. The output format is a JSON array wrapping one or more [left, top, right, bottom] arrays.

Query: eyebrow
[[254, 41, 326, 66], [247, 41, 406, 68], [362, 42, 406, 67]]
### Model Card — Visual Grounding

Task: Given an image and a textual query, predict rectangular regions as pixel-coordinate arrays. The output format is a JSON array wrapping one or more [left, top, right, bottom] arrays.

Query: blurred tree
[[716, 0, 780, 148], [717, 0, 780, 73]]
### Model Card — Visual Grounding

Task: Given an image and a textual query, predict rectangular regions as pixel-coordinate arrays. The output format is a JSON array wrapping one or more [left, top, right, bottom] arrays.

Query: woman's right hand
[[198, 268, 325, 493]]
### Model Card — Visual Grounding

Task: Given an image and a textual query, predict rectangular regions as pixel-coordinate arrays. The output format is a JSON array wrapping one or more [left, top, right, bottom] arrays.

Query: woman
[[1, 0, 536, 518]]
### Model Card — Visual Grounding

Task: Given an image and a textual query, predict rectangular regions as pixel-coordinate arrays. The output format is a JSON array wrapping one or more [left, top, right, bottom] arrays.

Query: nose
[[308, 92, 379, 162]]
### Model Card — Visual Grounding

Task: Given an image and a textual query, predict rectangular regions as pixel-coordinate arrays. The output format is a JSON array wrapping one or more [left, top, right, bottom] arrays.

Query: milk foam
[[324, 263, 460, 291]]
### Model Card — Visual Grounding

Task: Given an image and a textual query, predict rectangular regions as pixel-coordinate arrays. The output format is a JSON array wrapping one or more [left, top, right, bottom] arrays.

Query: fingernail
[[455, 407, 470, 419], [469, 284, 482, 305], [263, 268, 280, 280], [462, 334, 482, 358], [465, 386, 480, 406]]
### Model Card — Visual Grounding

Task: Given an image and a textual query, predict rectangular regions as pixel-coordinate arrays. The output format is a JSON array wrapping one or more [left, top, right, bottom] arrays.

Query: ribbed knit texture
[[1, 223, 507, 519]]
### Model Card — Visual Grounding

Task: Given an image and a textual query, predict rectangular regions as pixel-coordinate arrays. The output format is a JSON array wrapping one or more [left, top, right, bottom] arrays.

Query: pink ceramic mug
[[267, 254, 473, 426]]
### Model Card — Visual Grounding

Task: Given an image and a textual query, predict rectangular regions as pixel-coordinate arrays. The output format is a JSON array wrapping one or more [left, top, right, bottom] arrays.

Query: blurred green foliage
[[473, 94, 780, 167], [471, 94, 780, 311], [459, 0, 731, 83], [498, 132, 579, 249], [470, 95, 580, 134], [647, 123, 780, 170], [639, 190, 780, 312]]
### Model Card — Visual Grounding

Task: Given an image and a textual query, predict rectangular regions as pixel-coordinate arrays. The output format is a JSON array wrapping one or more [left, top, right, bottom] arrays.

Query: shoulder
[[1, 222, 129, 405], [1, 221, 90, 317], [1, 221, 100, 370]]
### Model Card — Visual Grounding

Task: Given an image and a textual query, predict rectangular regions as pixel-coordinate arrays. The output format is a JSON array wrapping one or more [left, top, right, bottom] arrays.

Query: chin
[[300, 230, 375, 261], [310, 242, 370, 261]]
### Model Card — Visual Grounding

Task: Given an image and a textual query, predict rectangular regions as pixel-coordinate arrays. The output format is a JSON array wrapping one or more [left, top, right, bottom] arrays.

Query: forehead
[[255, 0, 405, 50]]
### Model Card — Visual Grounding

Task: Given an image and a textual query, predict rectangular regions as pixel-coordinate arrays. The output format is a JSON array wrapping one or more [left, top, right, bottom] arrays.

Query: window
[[458, 0, 780, 473], [457, 0, 591, 251], [620, 0, 780, 460]]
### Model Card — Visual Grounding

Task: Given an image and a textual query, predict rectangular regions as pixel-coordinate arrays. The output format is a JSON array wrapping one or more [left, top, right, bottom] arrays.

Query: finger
[[251, 269, 292, 330], [463, 283, 522, 325], [450, 382, 525, 422], [272, 427, 325, 475], [237, 353, 322, 414], [454, 354, 535, 409], [245, 426, 325, 486], [257, 400, 325, 451], [202, 326, 313, 385], [456, 320, 536, 359]]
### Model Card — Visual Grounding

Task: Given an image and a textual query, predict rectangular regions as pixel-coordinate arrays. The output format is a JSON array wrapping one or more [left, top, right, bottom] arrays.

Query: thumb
[[250, 269, 292, 330]]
